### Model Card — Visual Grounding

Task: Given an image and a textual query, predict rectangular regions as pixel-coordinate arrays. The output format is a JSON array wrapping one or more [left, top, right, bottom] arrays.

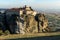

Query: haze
[[0, 0, 60, 12]]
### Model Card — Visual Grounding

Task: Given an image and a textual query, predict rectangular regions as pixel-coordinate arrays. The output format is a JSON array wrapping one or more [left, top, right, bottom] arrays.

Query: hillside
[[45, 13, 60, 31]]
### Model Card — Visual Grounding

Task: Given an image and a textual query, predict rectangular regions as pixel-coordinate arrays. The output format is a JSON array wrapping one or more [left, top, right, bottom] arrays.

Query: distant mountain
[[35, 8, 60, 14], [45, 13, 60, 28], [0, 8, 8, 13]]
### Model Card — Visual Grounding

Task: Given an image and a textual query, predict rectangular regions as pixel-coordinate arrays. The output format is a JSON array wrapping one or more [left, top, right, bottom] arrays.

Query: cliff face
[[19, 13, 49, 34], [24, 14, 38, 33], [0, 12, 49, 34], [0, 6, 49, 34]]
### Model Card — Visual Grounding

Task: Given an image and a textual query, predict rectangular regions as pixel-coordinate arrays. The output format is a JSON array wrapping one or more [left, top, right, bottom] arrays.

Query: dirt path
[[0, 32, 60, 40], [5, 35, 60, 40]]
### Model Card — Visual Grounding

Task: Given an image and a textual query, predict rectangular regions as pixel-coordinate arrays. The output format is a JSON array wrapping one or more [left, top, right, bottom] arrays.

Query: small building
[[19, 5, 37, 16]]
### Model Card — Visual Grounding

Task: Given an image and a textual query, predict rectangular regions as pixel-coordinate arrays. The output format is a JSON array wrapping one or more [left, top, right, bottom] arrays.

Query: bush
[[0, 30, 3, 36]]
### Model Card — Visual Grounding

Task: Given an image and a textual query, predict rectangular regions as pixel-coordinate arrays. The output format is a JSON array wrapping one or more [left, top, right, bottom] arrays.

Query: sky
[[0, 0, 60, 10]]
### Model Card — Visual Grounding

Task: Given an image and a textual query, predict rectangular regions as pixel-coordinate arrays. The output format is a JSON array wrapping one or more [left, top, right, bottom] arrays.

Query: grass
[[0, 32, 60, 40]]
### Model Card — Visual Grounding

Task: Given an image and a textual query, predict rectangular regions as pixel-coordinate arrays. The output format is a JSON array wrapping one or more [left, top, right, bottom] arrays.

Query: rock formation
[[24, 14, 38, 33], [0, 6, 49, 34], [35, 13, 49, 32]]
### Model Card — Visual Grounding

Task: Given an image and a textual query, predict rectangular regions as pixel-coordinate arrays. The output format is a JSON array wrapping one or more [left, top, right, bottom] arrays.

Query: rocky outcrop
[[0, 6, 49, 34], [18, 13, 49, 33], [35, 13, 49, 32], [24, 14, 38, 33], [0, 12, 49, 34]]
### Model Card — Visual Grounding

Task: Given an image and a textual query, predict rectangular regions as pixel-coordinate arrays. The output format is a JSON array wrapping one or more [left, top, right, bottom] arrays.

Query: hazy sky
[[0, 0, 60, 9]]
